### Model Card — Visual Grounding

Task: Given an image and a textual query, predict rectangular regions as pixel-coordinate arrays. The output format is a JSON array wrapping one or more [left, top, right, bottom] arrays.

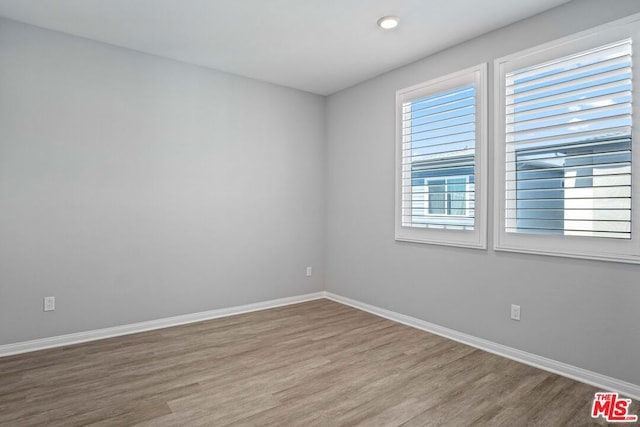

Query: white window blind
[[401, 84, 476, 230], [494, 15, 640, 263], [505, 40, 632, 239], [396, 64, 487, 249]]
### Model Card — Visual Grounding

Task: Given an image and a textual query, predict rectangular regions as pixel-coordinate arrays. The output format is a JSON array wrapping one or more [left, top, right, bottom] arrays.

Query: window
[[494, 17, 640, 263], [425, 177, 473, 217], [396, 64, 487, 248]]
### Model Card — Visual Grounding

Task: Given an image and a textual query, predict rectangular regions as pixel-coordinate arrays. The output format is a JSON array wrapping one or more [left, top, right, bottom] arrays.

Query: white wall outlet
[[510, 304, 521, 321], [306, 266, 313, 277], [44, 296, 55, 312]]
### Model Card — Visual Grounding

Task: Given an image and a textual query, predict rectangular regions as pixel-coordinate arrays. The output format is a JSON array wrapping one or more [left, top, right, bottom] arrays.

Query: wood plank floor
[[0, 299, 637, 426]]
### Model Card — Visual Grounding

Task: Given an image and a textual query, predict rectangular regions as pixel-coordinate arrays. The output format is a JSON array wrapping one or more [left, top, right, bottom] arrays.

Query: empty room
[[1, 0, 640, 425]]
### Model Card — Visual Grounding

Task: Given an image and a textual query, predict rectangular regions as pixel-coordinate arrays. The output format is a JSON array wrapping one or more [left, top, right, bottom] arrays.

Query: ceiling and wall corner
[[0, 0, 571, 95]]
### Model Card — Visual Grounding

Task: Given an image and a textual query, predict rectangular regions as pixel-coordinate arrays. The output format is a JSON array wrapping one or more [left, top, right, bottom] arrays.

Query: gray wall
[[2, 0, 639, 388], [0, 18, 325, 344], [325, 0, 640, 386]]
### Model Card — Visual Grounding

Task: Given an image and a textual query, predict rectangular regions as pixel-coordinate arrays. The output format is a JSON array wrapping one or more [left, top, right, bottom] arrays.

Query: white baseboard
[[0, 292, 325, 357], [2, 290, 638, 401], [325, 292, 640, 400]]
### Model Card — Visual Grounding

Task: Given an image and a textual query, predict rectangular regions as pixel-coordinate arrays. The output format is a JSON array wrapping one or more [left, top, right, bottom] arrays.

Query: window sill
[[395, 232, 487, 250], [494, 242, 640, 264]]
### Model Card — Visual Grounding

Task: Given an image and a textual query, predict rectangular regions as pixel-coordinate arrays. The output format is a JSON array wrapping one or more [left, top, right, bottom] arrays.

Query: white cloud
[[585, 99, 614, 108], [567, 117, 589, 131]]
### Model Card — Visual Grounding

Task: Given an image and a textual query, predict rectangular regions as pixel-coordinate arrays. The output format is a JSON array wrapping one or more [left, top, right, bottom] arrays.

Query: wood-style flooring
[[0, 299, 637, 426]]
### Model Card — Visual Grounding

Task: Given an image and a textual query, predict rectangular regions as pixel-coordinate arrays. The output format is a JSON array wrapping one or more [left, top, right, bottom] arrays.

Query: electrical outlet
[[510, 304, 520, 321], [44, 296, 55, 312], [306, 266, 312, 277]]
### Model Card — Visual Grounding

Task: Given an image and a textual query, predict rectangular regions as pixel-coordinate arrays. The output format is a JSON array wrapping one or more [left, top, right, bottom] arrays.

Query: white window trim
[[493, 14, 640, 264], [395, 63, 487, 249]]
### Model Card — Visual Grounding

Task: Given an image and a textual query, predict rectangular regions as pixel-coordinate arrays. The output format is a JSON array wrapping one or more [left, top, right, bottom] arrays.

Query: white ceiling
[[0, 0, 572, 95]]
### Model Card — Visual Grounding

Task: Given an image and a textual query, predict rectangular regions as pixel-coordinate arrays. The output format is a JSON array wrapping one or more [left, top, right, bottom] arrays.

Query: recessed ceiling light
[[377, 16, 399, 30]]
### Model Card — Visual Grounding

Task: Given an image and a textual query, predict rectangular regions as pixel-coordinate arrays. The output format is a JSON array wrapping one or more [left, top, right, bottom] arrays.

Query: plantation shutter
[[504, 39, 633, 239], [401, 84, 477, 230]]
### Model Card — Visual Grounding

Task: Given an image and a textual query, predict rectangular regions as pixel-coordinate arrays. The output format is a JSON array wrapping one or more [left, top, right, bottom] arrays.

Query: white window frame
[[494, 15, 640, 264], [395, 64, 487, 249]]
